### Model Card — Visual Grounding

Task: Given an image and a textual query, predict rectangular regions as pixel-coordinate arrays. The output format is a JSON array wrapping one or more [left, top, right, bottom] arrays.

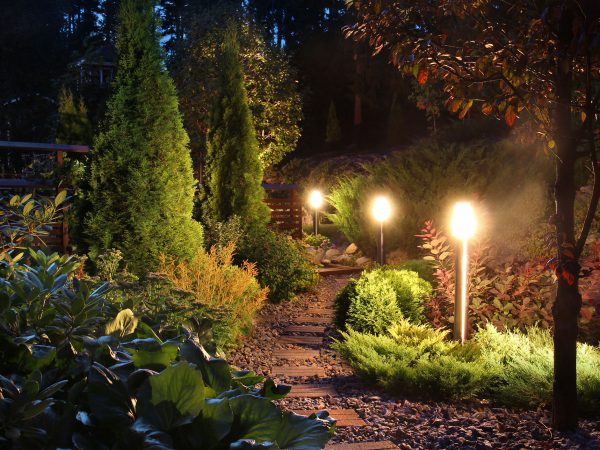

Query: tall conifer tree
[[203, 26, 270, 227], [87, 0, 202, 274]]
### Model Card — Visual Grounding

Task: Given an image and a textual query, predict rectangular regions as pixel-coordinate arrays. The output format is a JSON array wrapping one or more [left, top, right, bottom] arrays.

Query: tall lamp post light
[[372, 196, 391, 265], [450, 201, 477, 345], [309, 190, 324, 236]]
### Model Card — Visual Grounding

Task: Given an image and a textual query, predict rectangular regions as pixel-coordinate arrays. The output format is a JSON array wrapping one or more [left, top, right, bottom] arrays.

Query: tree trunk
[[552, 31, 580, 430]]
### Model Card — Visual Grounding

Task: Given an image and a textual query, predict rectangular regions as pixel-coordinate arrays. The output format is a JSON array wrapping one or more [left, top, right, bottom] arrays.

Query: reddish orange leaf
[[504, 106, 517, 127], [449, 98, 462, 113], [481, 102, 493, 115], [417, 68, 428, 85]]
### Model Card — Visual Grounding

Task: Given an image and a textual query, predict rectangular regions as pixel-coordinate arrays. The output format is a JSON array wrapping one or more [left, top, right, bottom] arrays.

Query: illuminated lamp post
[[309, 190, 324, 236], [372, 196, 391, 265], [450, 201, 476, 344]]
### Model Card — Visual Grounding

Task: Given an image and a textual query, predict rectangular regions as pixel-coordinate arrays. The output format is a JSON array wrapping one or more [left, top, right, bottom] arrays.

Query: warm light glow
[[372, 196, 391, 222], [309, 190, 324, 209], [451, 201, 476, 240]]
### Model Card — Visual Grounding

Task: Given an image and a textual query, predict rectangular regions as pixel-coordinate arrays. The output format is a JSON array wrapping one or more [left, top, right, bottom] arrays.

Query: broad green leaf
[[181, 340, 232, 394], [106, 309, 138, 337], [260, 379, 291, 400], [149, 363, 205, 417], [127, 343, 179, 369], [228, 395, 282, 442], [55, 190, 67, 206], [88, 363, 135, 427], [176, 398, 234, 449], [274, 412, 334, 449]]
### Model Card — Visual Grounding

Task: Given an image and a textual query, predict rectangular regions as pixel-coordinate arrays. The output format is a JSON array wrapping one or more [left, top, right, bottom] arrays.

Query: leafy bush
[[0, 249, 335, 448], [336, 268, 432, 332], [303, 233, 332, 248], [418, 220, 558, 331], [201, 215, 244, 250], [157, 243, 268, 349], [395, 259, 435, 284], [328, 138, 550, 257], [334, 319, 600, 415], [237, 227, 318, 303]]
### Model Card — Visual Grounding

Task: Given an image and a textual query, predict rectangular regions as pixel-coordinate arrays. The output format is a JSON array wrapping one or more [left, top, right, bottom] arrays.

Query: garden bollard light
[[450, 201, 476, 344], [309, 190, 324, 236], [372, 196, 391, 265]]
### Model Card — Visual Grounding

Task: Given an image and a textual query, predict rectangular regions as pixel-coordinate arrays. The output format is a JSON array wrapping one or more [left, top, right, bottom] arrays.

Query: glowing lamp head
[[372, 196, 392, 222], [309, 190, 324, 209], [451, 201, 476, 240]]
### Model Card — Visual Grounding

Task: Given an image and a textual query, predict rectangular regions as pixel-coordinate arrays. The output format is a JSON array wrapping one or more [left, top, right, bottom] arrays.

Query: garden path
[[230, 275, 600, 450]]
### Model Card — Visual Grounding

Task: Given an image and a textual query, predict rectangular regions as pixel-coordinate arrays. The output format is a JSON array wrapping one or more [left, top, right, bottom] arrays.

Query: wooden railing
[[263, 183, 303, 239], [0, 141, 90, 253]]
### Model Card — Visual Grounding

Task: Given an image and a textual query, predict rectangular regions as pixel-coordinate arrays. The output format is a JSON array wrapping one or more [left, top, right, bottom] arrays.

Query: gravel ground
[[229, 275, 600, 449]]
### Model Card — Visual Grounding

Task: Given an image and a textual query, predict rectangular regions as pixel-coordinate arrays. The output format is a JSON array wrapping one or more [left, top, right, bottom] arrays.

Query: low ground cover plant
[[334, 320, 600, 415]]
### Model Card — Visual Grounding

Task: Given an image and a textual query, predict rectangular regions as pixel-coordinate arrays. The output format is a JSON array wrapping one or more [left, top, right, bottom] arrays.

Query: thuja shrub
[[334, 320, 600, 414], [158, 243, 268, 347], [337, 268, 432, 332]]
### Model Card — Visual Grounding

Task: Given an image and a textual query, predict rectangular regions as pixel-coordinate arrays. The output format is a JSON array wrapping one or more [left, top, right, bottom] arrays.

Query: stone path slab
[[294, 316, 333, 324], [292, 409, 366, 427], [273, 365, 326, 377], [326, 442, 398, 450], [284, 325, 327, 334], [272, 348, 320, 359], [280, 335, 324, 345], [287, 384, 338, 398]]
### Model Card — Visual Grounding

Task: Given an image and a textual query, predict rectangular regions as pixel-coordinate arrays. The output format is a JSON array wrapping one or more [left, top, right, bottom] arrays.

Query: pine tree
[[56, 88, 92, 145], [87, 0, 203, 274], [202, 26, 270, 227], [325, 100, 342, 144]]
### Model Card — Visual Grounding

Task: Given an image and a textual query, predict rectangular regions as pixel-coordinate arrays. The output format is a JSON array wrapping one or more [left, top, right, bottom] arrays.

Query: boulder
[[312, 247, 326, 264], [334, 254, 354, 265], [325, 248, 342, 259], [345, 243, 358, 255], [356, 256, 372, 267]]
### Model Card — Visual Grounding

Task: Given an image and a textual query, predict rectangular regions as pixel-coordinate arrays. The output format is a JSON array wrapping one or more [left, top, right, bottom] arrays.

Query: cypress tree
[[325, 100, 342, 144], [86, 0, 203, 274], [202, 26, 270, 227]]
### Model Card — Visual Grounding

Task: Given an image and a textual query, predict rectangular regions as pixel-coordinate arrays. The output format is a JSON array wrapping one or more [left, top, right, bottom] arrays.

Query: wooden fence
[[0, 141, 90, 253], [263, 183, 303, 239]]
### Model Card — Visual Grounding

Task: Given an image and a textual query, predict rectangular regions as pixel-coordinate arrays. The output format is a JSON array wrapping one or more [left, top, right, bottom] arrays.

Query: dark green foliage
[[201, 215, 244, 250], [334, 321, 600, 415], [0, 250, 335, 448], [328, 137, 551, 257], [55, 88, 92, 145], [202, 27, 270, 227], [395, 259, 435, 284], [86, 0, 203, 274], [237, 227, 318, 303], [334, 279, 357, 329], [326, 101, 342, 144], [340, 269, 431, 333]]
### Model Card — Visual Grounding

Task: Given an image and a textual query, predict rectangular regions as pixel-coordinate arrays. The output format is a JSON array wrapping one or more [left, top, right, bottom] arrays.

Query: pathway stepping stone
[[272, 348, 320, 359], [305, 308, 335, 316], [292, 409, 366, 427], [325, 442, 398, 450], [287, 384, 338, 398], [280, 335, 324, 346], [284, 325, 327, 334], [273, 365, 326, 377], [294, 316, 332, 324]]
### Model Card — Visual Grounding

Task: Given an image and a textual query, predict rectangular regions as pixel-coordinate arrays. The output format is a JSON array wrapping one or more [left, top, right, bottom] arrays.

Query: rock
[[325, 248, 342, 259], [305, 247, 317, 255], [356, 256, 372, 267], [345, 243, 358, 254], [333, 254, 353, 265], [312, 247, 325, 264]]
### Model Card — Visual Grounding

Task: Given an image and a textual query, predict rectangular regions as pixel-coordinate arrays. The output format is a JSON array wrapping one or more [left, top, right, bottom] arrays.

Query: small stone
[[325, 248, 342, 259], [345, 243, 358, 254], [355, 256, 372, 266]]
